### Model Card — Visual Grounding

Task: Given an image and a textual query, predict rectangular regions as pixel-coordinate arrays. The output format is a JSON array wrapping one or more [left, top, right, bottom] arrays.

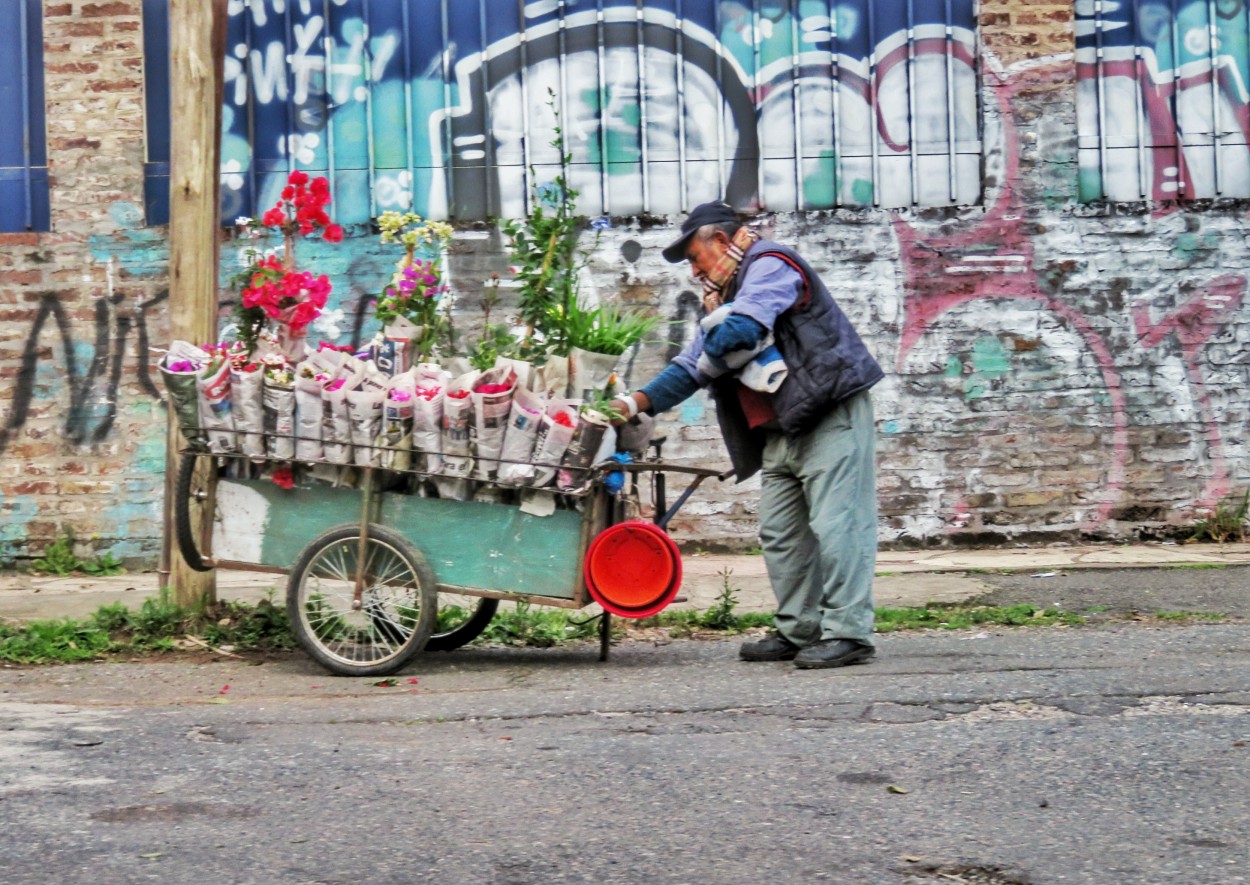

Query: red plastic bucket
[[584, 521, 682, 618]]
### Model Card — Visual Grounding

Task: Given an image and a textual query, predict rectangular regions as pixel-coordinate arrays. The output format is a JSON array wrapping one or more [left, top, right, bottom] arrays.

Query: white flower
[[312, 308, 346, 340]]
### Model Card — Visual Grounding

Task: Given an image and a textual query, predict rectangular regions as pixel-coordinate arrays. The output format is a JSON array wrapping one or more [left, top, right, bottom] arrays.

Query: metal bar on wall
[[440, 0, 455, 214], [906, 0, 920, 207], [1207, 0, 1223, 195], [752, 0, 763, 205], [284, 2, 296, 175], [404, 0, 418, 213], [1094, 0, 1110, 199], [1169, 0, 1186, 197], [479, 0, 495, 217], [323, 0, 339, 221], [363, 0, 378, 217], [19, 0, 32, 229], [675, 0, 689, 210], [867, 0, 880, 207], [595, 0, 610, 213], [713, 0, 726, 198], [518, 0, 533, 216], [829, 0, 843, 207], [636, 0, 651, 213], [558, 0, 570, 180], [244, 8, 259, 212], [790, 0, 804, 210], [1129, 0, 1148, 200], [943, 0, 958, 203]]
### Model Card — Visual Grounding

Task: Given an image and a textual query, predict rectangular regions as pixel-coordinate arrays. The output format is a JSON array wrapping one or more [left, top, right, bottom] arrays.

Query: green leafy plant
[[476, 601, 599, 647], [29, 533, 126, 577], [1189, 490, 1250, 544], [582, 395, 626, 423], [0, 589, 296, 664], [699, 568, 740, 630], [29, 536, 80, 577], [501, 91, 594, 356], [874, 603, 1086, 632], [563, 303, 660, 356], [80, 551, 125, 577]]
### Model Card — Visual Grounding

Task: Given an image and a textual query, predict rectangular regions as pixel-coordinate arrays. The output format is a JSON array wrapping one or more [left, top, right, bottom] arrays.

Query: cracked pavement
[[2, 617, 1249, 884]]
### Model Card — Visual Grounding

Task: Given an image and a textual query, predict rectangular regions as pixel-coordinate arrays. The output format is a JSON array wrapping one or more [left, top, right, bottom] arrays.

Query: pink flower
[[323, 224, 344, 243]]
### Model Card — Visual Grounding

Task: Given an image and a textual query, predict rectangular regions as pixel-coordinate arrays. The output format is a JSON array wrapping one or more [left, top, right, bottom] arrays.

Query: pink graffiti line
[[892, 59, 1131, 527], [1132, 274, 1247, 510]]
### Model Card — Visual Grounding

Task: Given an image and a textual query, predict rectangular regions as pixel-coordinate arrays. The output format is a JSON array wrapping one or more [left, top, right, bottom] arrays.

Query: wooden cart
[[172, 445, 727, 676]]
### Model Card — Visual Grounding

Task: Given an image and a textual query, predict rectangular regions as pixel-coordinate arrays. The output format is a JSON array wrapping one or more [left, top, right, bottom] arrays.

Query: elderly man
[[613, 201, 883, 669]]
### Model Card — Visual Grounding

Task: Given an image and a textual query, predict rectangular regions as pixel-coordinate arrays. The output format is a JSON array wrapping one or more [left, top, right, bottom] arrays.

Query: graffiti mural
[[892, 47, 1249, 538], [197, 0, 980, 223], [1076, 0, 1250, 201], [0, 285, 166, 458]]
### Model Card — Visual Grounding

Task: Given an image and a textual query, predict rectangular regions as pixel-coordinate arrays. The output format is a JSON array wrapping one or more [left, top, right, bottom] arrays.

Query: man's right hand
[[609, 391, 651, 426]]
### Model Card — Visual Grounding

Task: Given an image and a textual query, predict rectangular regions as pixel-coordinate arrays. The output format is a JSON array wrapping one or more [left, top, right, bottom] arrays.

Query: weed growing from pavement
[[874, 603, 1086, 632], [1154, 610, 1227, 622], [1189, 489, 1250, 543], [28, 532, 126, 578], [476, 601, 600, 647], [0, 588, 295, 664], [1160, 562, 1227, 570], [0, 594, 1232, 665]]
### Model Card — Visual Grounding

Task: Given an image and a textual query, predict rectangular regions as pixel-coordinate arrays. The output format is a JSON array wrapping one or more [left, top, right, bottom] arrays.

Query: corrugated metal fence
[[1077, 0, 1250, 202], [143, 0, 981, 226]]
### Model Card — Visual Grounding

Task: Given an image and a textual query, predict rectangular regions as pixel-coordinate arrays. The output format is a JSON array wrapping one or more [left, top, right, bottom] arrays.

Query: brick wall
[[0, 0, 166, 564], [3, 2, 1250, 565]]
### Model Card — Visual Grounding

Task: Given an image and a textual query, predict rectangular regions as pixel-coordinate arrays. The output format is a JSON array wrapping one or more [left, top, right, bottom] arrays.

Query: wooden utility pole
[[162, 0, 228, 606]]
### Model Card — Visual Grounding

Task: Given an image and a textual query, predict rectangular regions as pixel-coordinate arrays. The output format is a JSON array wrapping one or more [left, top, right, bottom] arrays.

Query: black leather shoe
[[793, 638, 875, 669], [739, 632, 801, 661]]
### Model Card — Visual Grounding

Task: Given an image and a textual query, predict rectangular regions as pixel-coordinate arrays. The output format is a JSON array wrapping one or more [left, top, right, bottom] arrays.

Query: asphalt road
[[976, 564, 1250, 619], [3, 615, 1249, 884]]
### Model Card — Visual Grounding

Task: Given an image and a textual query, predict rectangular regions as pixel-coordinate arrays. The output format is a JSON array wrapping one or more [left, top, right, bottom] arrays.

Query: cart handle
[[594, 460, 735, 530], [609, 461, 735, 482]]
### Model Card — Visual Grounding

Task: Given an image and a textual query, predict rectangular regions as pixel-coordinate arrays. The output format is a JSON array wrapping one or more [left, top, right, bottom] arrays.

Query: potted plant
[[563, 302, 660, 398]]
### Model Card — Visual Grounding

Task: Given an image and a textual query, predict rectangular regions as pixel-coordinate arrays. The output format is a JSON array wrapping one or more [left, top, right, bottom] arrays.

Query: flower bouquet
[[234, 170, 343, 361], [372, 211, 454, 374]]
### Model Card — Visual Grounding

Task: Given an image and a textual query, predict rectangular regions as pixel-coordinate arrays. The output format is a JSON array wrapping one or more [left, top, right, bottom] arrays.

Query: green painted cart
[[172, 445, 726, 676]]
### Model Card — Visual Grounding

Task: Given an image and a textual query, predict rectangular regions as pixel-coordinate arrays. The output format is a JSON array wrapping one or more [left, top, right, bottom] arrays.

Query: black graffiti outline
[[0, 290, 169, 456]]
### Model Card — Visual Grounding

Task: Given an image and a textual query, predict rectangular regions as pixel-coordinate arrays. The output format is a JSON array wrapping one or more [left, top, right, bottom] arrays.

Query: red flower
[[323, 224, 343, 243], [288, 170, 309, 187], [261, 207, 287, 228], [272, 466, 295, 490]]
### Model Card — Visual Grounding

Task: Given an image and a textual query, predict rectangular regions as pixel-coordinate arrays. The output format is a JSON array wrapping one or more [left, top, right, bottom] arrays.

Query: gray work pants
[[758, 390, 877, 646]]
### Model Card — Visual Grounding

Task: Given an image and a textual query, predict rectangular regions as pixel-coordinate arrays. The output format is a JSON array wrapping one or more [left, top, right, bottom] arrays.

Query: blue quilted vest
[[711, 239, 883, 480]]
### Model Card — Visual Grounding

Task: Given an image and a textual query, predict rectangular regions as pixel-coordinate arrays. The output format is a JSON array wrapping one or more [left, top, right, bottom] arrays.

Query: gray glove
[[616, 413, 655, 456]]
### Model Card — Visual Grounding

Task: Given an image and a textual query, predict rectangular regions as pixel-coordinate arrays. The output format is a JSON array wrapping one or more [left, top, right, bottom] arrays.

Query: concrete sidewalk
[[2, 541, 1248, 623]]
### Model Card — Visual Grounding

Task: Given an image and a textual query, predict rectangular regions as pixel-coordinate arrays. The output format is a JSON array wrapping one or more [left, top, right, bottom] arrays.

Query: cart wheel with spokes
[[287, 524, 437, 677], [174, 452, 218, 572], [426, 593, 499, 652]]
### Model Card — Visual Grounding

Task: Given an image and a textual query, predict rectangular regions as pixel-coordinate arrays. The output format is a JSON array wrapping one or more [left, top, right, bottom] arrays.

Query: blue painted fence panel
[[0, 0, 49, 232], [143, 0, 981, 224]]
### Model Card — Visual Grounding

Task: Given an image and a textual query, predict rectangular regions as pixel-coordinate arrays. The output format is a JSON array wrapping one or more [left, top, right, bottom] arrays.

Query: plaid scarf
[[701, 226, 760, 312]]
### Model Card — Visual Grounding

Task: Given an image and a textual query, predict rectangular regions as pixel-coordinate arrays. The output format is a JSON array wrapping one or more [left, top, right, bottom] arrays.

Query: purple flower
[[591, 216, 611, 231]]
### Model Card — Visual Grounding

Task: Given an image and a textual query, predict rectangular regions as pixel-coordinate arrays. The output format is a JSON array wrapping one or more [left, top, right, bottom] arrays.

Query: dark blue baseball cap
[[661, 200, 739, 263]]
